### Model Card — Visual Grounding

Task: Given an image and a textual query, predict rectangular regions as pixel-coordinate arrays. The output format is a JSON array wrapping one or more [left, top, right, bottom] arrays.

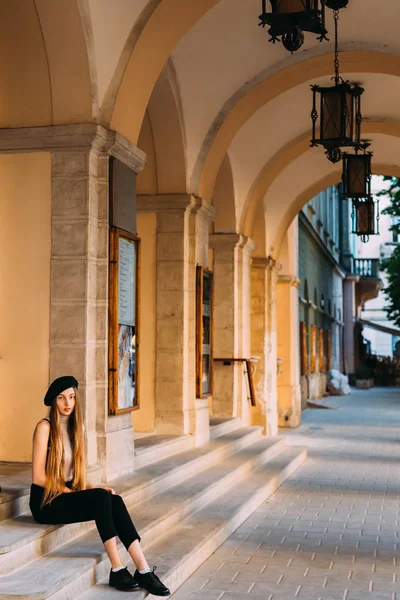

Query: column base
[[156, 403, 210, 446], [307, 373, 328, 401], [190, 399, 210, 446], [278, 384, 301, 428], [97, 425, 135, 482]]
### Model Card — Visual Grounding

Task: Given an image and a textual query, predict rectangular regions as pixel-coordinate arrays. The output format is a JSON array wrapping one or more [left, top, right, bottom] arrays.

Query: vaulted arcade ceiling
[[2, 0, 400, 255]]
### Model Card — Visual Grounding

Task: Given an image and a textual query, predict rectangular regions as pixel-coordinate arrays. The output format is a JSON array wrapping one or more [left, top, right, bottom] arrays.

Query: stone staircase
[[0, 420, 307, 599]]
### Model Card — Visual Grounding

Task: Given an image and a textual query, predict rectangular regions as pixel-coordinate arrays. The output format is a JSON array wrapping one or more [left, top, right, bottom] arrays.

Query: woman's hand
[[103, 487, 116, 495]]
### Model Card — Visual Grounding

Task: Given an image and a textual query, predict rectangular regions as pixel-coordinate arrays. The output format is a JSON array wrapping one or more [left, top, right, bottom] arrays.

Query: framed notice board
[[196, 266, 214, 397], [319, 328, 325, 372], [310, 325, 317, 374], [108, 227, 141, 414], [300, 322, 308, 375]]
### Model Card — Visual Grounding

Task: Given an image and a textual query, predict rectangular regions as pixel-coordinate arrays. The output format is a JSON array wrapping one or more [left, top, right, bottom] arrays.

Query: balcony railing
[[353, 258, 380, 278]]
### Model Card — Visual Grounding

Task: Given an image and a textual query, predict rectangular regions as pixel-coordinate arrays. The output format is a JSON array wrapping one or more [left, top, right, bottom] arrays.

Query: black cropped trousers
[[30, 482, 141, 549]]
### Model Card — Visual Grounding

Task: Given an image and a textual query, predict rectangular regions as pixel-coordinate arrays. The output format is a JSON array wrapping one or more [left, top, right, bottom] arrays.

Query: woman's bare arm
[[32, 421, 50, 487], [32, 421, 72, 493]]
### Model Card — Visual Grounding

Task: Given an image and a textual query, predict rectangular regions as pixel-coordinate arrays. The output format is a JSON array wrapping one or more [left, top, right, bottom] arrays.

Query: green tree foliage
[[377, 176, 400, 327]]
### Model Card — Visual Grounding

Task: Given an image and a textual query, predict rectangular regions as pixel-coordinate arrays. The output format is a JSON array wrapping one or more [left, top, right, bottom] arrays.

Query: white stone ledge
[[0, 124, 147, 173]]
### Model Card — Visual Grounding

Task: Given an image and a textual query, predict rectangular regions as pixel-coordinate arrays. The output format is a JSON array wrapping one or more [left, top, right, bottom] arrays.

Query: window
[[392, 217, 400, 243]]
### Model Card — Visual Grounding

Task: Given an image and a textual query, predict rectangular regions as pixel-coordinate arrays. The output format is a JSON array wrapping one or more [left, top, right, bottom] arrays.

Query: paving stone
[[171, 388, 400, 600]]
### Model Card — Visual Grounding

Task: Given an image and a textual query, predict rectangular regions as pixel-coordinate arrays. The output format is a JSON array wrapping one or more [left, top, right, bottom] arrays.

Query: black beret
[[44, 376, 78, 406]]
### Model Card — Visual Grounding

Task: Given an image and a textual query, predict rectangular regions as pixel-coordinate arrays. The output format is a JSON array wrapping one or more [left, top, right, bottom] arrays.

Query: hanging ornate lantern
[[310, 7, 364, 163], [326, 0, 348, 7], [258, 0, 329, 52], [311, 83, 364, 163], [342, 151, 372, 199], [351, 197, 379, 243]]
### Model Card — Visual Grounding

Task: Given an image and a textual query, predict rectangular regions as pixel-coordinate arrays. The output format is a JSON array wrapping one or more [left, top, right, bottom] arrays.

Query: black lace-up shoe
[[109, 567, 139, 591], [133, 566, 170, 596]]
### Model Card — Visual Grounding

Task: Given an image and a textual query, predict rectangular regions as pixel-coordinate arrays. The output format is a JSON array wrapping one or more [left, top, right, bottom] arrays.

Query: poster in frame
[[108, 227, 141, 415]]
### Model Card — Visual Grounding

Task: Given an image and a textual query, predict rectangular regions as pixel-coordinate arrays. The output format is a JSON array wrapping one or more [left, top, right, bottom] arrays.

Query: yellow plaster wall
[[0, 153, 51, 462], [132, 212, 157, 431], [0, 0, 92, 128], [0, 0, 52, 127], [277, 283, 292, 387]]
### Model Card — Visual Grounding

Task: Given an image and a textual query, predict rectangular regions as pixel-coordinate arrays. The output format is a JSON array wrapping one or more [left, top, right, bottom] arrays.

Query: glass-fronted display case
[[108, 227, 140, 414], [196, 266, 214, 397]]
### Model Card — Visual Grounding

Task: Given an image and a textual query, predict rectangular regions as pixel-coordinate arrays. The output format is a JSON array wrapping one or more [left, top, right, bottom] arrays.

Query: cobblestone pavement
[[170, 388, 400, 600]]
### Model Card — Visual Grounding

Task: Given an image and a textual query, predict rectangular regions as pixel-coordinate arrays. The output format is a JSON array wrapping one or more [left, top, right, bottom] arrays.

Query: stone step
[[0, 426, 264, 576], [134, 434, 193, 469], [110, 426, 264, 509], [209, 416, 242, 440], [0, 445, 307, 599], [0, 463, 102, 524]]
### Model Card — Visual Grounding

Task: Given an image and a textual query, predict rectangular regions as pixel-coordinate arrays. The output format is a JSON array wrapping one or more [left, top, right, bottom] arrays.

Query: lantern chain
[[333, 9, 340, 85]]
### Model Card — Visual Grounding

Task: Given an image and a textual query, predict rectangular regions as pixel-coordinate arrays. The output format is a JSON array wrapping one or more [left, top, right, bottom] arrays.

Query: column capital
[[345, 274, 360, 283], [243, 237, 257, 256], [278, 274, 301, 288], [252, 256, 282, 272], [189, 196, 216, 223], [210, 233, 256, 253], [137, 194, 215, 221], [0, 124, 147, 173]]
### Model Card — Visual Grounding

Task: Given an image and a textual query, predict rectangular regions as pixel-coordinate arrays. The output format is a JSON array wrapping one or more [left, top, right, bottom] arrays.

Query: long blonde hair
[[42, 388, 86, 507]]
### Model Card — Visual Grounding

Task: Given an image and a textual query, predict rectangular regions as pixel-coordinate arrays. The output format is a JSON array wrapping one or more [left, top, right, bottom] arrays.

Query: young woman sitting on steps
[[30, 375, 170, 595]]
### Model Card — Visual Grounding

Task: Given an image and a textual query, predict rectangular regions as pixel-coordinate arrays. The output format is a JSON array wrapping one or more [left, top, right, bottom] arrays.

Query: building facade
[[356, 176, 400, 357], [298, 184, 382, 405]]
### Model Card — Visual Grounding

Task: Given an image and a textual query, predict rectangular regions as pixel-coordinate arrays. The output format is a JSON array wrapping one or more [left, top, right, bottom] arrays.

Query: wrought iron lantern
[[310, 7, 364, 162], [258, 0, 329, 52], [351, 196, 379, 243], [311, 82, 364, 163], [342, 150, 372, 199], [326, 0, 348, 7]]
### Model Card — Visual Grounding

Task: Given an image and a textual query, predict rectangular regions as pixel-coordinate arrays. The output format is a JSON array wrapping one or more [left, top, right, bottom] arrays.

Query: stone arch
[[137, 62, 187, 195], [0, 0, 92, 128], [273, 163, 400, 259], [251, 203, 267, 258], [195, 50, 400, 202], [110, 0, 220, 143], [212, 154, 236, 233], [241, 120, 400, 256]]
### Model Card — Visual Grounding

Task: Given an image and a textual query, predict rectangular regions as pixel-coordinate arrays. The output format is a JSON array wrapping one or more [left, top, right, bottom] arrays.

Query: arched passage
[[239, 123, 400, 260], [196, 52, 400, 202]]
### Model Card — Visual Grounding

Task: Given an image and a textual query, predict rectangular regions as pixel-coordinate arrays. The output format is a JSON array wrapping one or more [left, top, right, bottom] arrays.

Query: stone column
[[137, 194, 215, 445], [250, 258, 281, 435], [0, 124, 147, 481], [210, 234, 256, 423], [277, 275, 301, 428], [343, 275, 359, 375]]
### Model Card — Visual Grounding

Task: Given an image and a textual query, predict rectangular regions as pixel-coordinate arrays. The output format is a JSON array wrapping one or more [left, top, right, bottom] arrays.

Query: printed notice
[[118, 237, 136, 326]]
